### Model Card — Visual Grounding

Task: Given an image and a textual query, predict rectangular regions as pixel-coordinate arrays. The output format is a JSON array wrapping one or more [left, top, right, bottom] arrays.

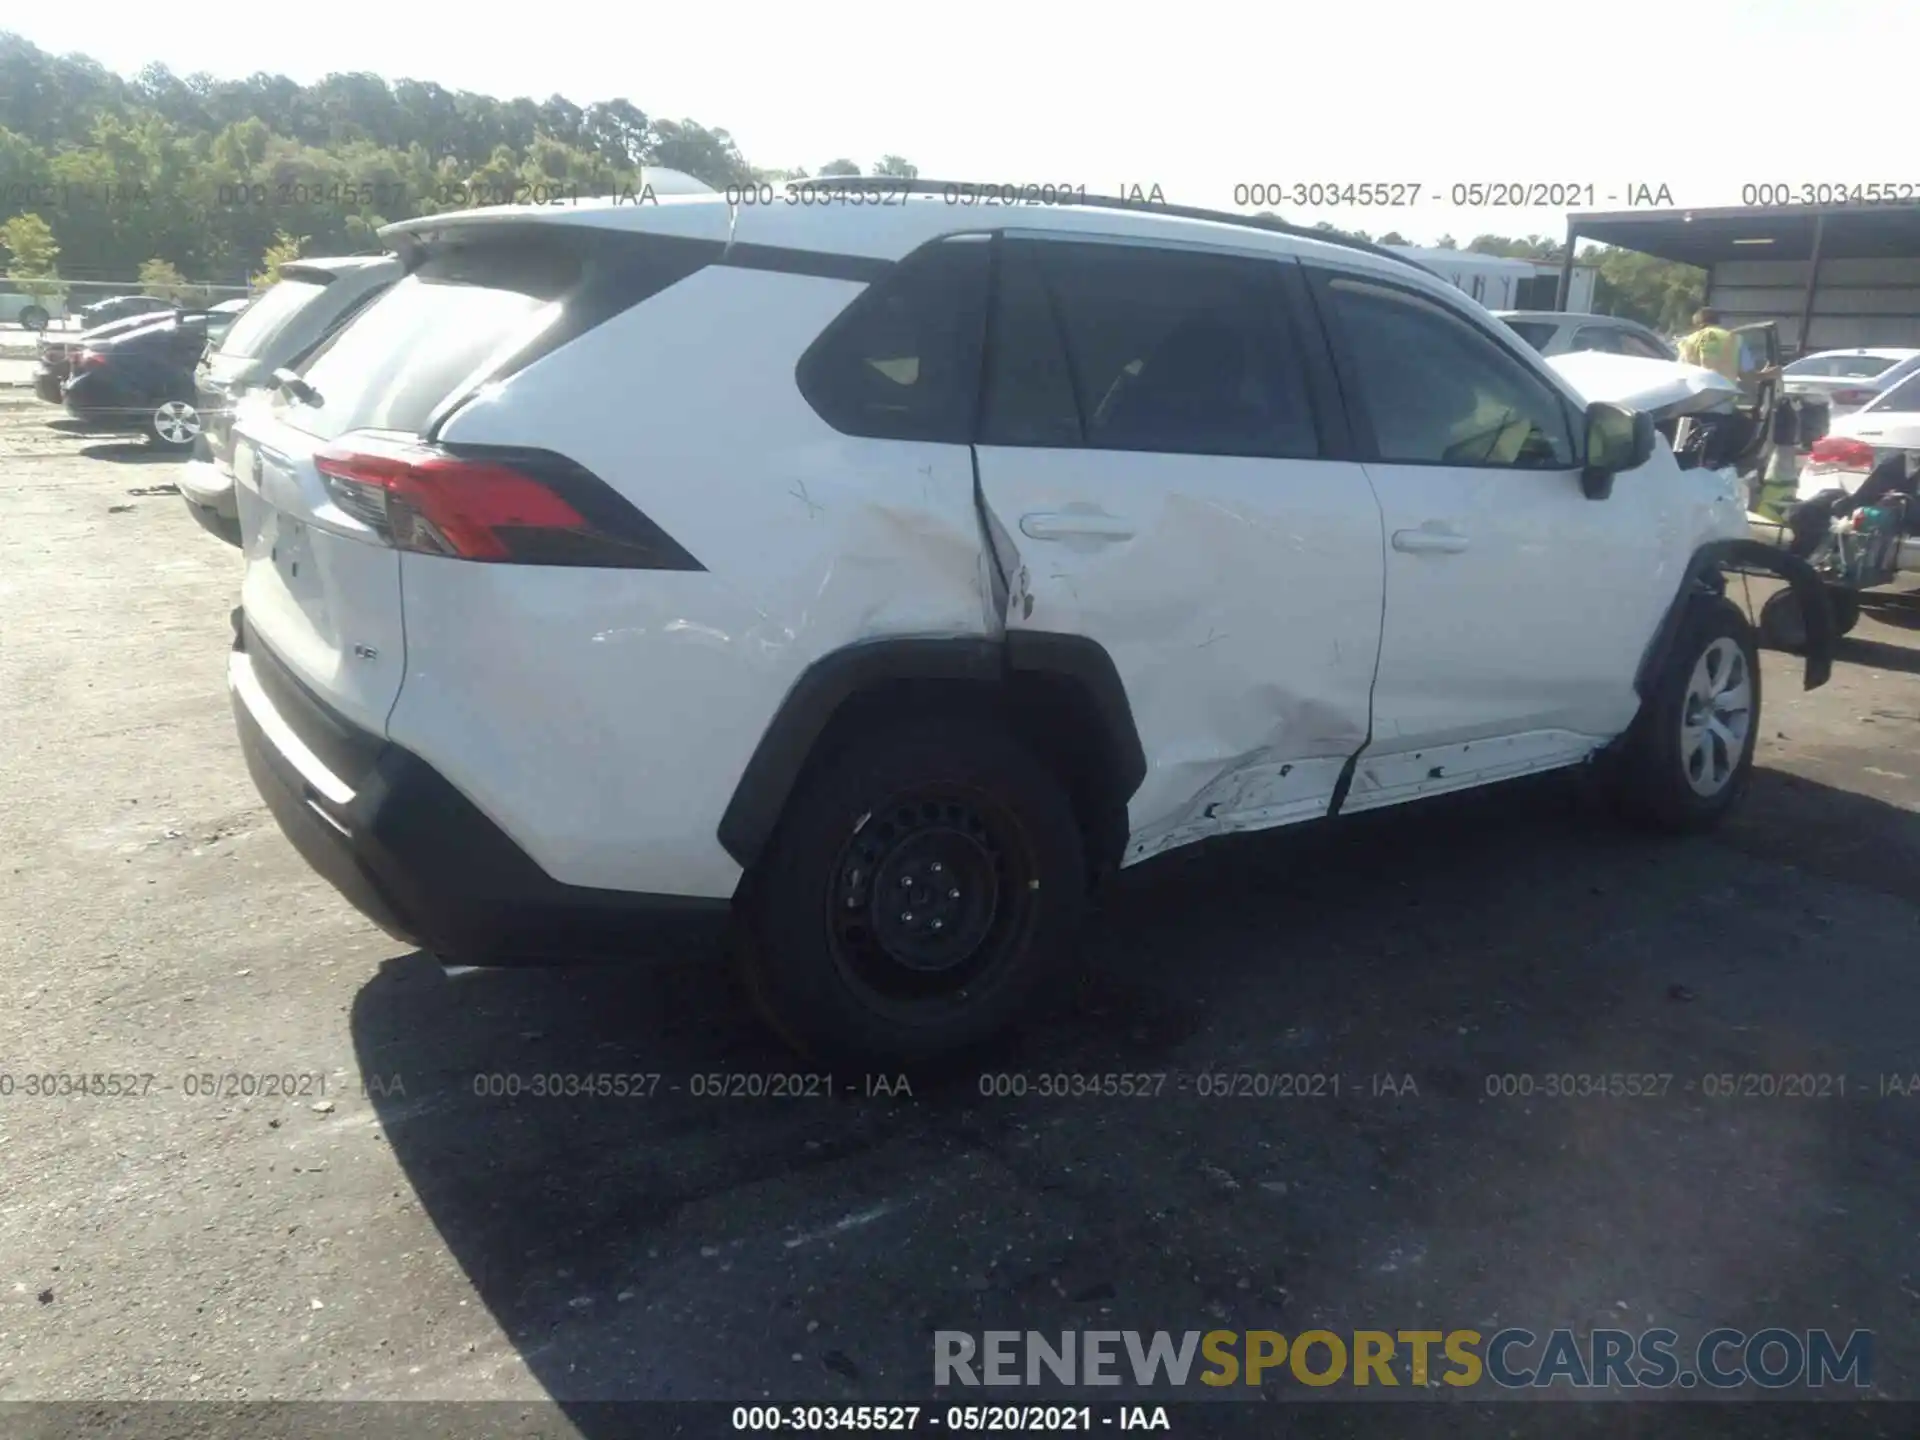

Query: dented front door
[[971, 236, 1385, 865]]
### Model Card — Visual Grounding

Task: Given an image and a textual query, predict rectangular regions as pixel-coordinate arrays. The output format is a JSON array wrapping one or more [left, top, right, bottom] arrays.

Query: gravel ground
[[2, 386, 1919, 1430]]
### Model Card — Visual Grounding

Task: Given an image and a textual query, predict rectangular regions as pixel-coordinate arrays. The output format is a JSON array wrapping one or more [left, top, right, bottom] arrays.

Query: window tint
[[1502, 319, 1559, 352], [1617, 331, 1671, 360], [1571, 326, 1622, 354], [984, 239, 1319, 459], [1327, 276, 1576, 468], [216, 279, 325, 360], [797, 237, 989, 443]]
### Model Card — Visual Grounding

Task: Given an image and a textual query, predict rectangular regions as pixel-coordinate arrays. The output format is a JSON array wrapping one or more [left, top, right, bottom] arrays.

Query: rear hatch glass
[[233, 232, 592, 743]]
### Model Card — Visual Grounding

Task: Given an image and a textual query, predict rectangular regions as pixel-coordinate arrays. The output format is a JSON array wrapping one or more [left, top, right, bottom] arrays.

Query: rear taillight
[[1830, 388, 1878, 406], [313, 433, 703, 570], [1808, 436, 1875, 471], [74, 349, 105, 370]]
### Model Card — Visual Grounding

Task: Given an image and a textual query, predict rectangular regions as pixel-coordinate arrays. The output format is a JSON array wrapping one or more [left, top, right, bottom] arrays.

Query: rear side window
[[1571, 326, 1622, 354], [984, 239, 1320, 459], [1503, 320, 1560, 351], [1617, 331, 1671, 360], [279, 229, 710, 443], [796, 237, 990, 443], [217, 279, 326, 360]]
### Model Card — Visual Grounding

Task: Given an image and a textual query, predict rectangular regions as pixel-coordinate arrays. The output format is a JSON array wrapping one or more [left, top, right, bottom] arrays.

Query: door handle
[[1392, 526, 1470, 555], [1019, 512, 1136, 542]]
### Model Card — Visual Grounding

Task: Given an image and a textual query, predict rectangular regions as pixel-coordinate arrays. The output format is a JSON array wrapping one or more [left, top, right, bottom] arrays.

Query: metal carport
[[1555, 203, 1920, 357]]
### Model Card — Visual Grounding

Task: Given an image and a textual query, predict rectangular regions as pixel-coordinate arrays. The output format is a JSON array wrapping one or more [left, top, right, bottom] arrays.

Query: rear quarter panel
[[390, 263, 993, 898]]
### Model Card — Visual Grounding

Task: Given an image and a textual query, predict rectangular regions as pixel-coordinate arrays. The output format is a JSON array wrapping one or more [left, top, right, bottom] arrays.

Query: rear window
[[1866, 372, 1920, 413], [275, 230, 710, 443], [1502, 319, 1560, 351], [278, 243, 581, 442], [1785, 353, 1902, 378], [216, 279, 324, 360]]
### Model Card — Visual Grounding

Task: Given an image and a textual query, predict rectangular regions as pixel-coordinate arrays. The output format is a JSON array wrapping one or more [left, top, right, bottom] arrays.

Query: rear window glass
[[1867, 372, 1920, 413], [1785, 353, 1901, 378], [278, 244, 579, 441], [1502, 319, 1559, 351], [216, 280, 323, 360]]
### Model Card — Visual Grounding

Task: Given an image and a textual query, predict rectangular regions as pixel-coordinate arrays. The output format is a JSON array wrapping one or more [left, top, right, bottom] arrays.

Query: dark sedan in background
[[61, 313, 221, 450]]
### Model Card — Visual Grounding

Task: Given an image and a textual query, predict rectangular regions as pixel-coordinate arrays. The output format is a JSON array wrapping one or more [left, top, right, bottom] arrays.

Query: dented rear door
[[971, 236, 1385, 865]]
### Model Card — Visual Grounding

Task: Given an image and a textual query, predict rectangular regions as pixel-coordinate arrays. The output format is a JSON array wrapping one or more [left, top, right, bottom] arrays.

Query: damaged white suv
[[226, 183, 1833, 1064]]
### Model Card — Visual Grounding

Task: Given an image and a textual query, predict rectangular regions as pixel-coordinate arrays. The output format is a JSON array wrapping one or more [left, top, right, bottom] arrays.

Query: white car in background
[[1781, 347, 1920, 420], [1801, 368, 1920, 500]]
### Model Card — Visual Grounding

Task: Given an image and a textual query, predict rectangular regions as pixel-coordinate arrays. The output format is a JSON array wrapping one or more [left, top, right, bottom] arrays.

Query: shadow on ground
[[351, 769, 1920, 1418]]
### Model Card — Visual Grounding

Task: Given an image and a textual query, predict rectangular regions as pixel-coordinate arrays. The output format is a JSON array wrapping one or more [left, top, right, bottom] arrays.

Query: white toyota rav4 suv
[[225, 182, 1833, 1065]]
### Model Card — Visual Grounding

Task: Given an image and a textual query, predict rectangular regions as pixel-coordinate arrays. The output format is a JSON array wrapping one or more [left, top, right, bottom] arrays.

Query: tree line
[[0, 30, 1702, 330]]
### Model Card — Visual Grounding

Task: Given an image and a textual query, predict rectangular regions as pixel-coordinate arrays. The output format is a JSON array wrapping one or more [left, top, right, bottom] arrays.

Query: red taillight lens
[[1808, 436, 1875, 470], [310, 433, 701, 570], [315, 438, 587, 560], [74, 349, 105, 370]]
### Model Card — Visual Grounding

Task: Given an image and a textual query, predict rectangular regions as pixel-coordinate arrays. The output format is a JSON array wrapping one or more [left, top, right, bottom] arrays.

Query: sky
[[10, 0, 1915, 245]]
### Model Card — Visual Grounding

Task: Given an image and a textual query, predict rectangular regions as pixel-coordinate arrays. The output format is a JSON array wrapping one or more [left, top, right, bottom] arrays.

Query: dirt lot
[[2, 386, 1919, 1427]]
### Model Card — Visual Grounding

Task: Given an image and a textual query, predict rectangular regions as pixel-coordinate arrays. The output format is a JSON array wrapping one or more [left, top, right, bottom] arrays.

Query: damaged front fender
[[1640, 540, 1834, 694]]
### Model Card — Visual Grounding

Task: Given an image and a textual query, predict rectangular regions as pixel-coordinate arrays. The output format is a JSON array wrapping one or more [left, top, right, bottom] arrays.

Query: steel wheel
[[825, 785, 1034, 1007], [152, 400, 201, 446], [1680, 637, 1753, 798]]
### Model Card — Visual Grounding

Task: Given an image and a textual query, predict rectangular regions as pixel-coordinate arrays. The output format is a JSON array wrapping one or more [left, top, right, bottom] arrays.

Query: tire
[[1609, 596, 1761, 833], [18, 304, 49, 332], [737, 714, 1087, 1069], [146, 397, 202, 451]]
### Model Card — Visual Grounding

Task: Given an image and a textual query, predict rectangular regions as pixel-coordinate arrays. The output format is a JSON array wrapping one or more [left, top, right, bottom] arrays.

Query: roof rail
[[783, 176, 1435, 276]]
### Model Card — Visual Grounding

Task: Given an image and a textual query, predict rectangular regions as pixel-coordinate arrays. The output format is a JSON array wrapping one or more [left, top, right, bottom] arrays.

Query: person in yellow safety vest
[[1675, 307, 1745, 381]]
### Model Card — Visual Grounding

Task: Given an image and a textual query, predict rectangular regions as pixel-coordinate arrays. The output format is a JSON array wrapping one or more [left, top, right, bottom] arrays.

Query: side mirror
[[1582, 401, 1655, 500]]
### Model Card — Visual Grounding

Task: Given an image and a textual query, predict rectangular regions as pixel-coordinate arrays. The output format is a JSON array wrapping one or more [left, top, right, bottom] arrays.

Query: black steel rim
[[826, 785, 1035, 1006]]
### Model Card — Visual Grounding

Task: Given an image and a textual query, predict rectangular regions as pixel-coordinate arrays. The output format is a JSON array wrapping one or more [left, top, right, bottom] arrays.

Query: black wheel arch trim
[[716, 632, 1147, 871], [1638, 540, 1833, 695]]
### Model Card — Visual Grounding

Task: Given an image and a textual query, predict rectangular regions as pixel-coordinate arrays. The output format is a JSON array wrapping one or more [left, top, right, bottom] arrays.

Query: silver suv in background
[[180, 256, 402, 542], [1496, 311, 1676, 361]]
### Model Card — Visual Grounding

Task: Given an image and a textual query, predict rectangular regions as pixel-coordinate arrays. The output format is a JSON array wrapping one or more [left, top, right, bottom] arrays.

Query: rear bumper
[[229, 614, 731, 965], [179, 458, 238, 518]]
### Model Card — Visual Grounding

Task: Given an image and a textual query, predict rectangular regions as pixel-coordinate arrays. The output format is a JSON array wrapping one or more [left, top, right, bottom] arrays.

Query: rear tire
[[738, 715, 1086, 1069], [146, 398, 202, 451], [1607, 596, 1760, 834]]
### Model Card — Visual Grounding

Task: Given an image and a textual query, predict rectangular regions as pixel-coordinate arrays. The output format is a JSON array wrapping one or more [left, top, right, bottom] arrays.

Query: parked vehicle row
[[1781, 347, 1920, 419], [207, 184, 1831, 1065]]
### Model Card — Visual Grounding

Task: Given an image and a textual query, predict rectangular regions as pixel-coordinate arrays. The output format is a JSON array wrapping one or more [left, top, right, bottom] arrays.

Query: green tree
[[1378, 230, 1409, 246], [138, 255, 188, 299], [817, 157, 861, 177], [252, 230, 304, 289], [0, 211, 63, 304], [871, 155, 917, 179]]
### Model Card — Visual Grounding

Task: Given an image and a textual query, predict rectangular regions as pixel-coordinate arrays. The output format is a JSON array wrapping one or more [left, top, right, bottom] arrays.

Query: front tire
[[738, 715, 1087, 1068], [1609, 596, 1760, 833]]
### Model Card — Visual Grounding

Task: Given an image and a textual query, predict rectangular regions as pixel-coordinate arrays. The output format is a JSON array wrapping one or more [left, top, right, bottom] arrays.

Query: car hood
[[1547, 351, 1741, 422]]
